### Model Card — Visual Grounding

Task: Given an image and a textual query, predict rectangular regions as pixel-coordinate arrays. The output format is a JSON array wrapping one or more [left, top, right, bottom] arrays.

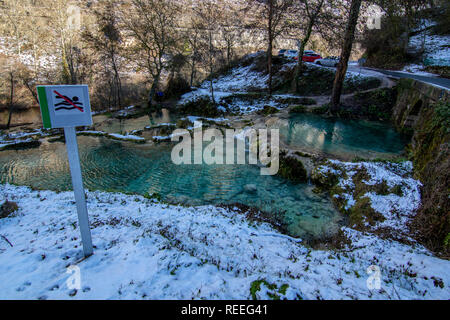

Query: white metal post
[[64, 127, 93, 257]]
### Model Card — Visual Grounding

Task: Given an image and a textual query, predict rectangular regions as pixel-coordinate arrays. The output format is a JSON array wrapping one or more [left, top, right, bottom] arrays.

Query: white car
[[315, 56, 340, 67], [283, 50, 298, 60]]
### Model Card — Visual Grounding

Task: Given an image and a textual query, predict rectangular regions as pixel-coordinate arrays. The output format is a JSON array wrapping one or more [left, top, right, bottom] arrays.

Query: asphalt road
[[364, 68, 450, 90]]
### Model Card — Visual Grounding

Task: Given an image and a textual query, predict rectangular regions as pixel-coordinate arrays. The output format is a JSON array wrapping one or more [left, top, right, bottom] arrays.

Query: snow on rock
[[78, 131, 146, 143], [0, 129, 58, 150], [0, 184, 449, 300], [317, 160, 422, 234], [108, 133, 146, 142], [1, 129, 55, 142], [183, 116, 229, 123]]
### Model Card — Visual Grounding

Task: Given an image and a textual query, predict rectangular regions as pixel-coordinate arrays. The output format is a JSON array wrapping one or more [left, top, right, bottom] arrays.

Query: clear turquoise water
[[0, 136, 342, 240], [279, 114, 410, 159]]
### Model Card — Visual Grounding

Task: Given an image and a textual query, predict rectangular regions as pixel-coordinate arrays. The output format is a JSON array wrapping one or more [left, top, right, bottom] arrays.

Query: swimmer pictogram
[[54, 90, 84, 112]]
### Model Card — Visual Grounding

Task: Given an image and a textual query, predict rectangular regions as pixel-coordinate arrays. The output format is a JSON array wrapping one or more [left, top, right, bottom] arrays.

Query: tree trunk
[[111, 55, 122, 109], [148, 79, 158, 111], [23, 80, 40, 105], [209, 78, 215, 104], [293, 40, 307, 92], [190, 61, 196, 87], [293, 4, 320, 93], [330, 0, 362, 112], [6, 72, 14, 129], [267, 0, 273, 96], [209, 30, 216, 104]]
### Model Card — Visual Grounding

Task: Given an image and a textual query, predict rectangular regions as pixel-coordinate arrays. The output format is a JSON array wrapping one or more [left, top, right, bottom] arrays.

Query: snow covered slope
[[0, 183, 448, 300]]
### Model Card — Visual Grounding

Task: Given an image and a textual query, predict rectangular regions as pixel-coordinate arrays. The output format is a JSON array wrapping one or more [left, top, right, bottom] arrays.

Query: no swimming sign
[[36, 84, 94, 257], [37, 85, 92, 129]]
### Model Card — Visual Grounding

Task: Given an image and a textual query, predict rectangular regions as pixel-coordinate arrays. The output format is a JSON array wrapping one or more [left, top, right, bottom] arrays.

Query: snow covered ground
[[406, 19, 450, 71], [0, 181, 449, 300], [179, 57, 381, 115], [399, 64, 438, 77], [177, 61, 270, 114], [311, 62, 377, 80], [409, 32, 450, 66], [316, 161, 422, 235]]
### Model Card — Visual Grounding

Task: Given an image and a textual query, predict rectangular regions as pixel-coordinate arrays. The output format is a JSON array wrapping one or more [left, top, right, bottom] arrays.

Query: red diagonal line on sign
[[53, 90, 84, 112]]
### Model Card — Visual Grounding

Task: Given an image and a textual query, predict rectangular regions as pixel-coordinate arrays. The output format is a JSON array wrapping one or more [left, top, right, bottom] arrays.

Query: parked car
[[284, 50, 298, 60], [278, 49, 287, 56], [315, 56, 340, 67], [302, 52, 322, 63]]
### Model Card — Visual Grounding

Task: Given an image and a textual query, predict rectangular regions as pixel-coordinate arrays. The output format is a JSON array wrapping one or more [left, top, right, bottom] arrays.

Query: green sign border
[[37, 86, 52, 129]]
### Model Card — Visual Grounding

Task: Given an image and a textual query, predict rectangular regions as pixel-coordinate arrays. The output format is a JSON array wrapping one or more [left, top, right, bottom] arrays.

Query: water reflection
[[0, 108, 42, 127], [94, 108, 177, 134], [280, 114, 410, 159]]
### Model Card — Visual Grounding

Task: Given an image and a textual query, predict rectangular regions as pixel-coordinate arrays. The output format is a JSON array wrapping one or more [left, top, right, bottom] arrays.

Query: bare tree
[[4, 68, 15, 129], [292, 0, 327, 92], [0, 0, 26, 56], [248, 0, 295, 95], [0, 0, 57, 120], [330, 0, 362, 110], [122, 0, 181, 110], [83, 0, 123, 110], [52, 0, 84, 84], [193, 0, 222, 104], [0, 56, 23, 129], [218, 2, 244, 66], [185, 17, 203, 87], [373, 0, 429, 49]]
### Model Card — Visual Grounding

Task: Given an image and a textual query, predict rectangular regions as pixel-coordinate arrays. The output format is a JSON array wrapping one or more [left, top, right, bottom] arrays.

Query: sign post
[[37, 85, 94, 257]]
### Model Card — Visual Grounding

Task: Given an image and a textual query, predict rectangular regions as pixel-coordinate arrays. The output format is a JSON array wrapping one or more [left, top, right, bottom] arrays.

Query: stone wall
[[392, 79, 450, 255]]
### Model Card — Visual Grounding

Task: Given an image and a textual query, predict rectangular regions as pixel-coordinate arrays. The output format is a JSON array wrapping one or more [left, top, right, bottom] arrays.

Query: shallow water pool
[[278, 113, 410, 159], [0, 136, 342, 240]]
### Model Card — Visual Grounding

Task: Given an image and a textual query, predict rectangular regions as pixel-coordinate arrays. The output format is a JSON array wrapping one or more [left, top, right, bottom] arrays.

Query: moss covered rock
[[257, 106, 279, 116], [289, 105, 307, 114], [311, 164, 341, 190], [312, 161, 414, 231], [340, 87, 398, 121], [0, 140, 41, 151], [408, 101, 450, 255], [179, 97, 221, 117], [176, 119, 194, 129], [278, 152, 307, 184]]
